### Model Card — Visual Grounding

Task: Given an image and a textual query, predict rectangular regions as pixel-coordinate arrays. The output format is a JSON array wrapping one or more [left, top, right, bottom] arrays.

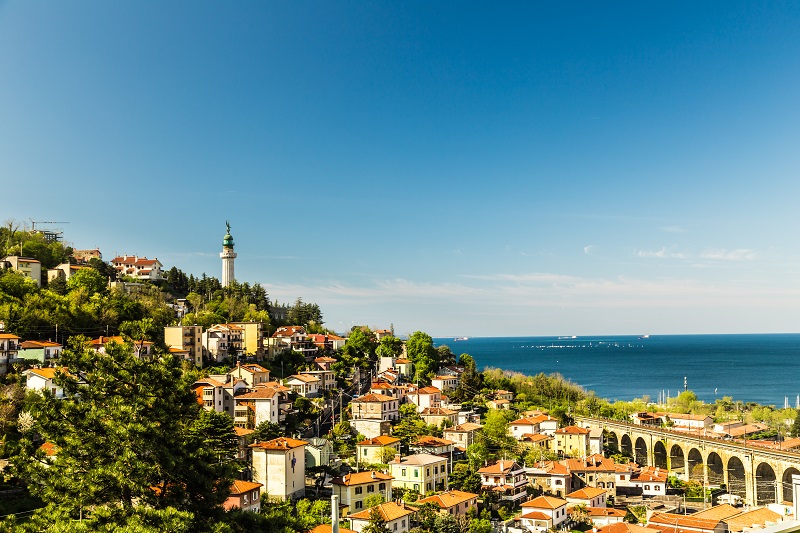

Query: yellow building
[[164, 325, 204, 367], [356, 435, 401, 465], [554, 426, 590, 457], [389, 453, 448, 495]]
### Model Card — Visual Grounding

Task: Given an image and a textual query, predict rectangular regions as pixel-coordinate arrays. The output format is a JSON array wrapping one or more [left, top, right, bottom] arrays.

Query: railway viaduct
[[575, 416, 800, 507]]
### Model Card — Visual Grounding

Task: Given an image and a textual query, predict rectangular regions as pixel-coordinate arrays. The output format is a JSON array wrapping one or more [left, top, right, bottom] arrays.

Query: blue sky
[[2, 2, 800, 336]]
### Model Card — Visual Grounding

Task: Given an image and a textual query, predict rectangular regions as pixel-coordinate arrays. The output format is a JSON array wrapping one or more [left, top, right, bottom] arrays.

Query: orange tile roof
[[25, 367, 60, 379], [288, 374, 320, 383], [20, 340, 61, 348], [416, 490, 477, 509], [358, 435, 400, 446], [0, 333, 21, 339], [229, 480, 263, 495], [347, 501, 416, 522], [511, 417, 545, 425], [394, 358, 411, 364], [413, 435, 455, 447], [521, 495, 567, 509], [420, 407, 457, 416], [567, 487, 607, 499], [233, 427, 254, 437], [448, 422, 482, 432], [308, 525, 357, 533], [331, 471, 393, 486], [555, 425, 589, 435], [251, 437, 308, 450], [352, 393, 395, 403], [599, 523, 654, 533], [478, 460, 522, 474], [520, 511, 552, 520], [691, 505, 742, 521], [416, 386, 441, 394], [725, 508, 783, 532], [583, 507, 626, 518], [648, 512, 722, 530]]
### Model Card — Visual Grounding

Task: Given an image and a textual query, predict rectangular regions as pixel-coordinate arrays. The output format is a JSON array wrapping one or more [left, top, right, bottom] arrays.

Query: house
[[630, 412, 662, 427], [657, 412, 713, 431], [578, 507, 627, 527], [520, 433, 553, 451], [723, 507, 784, 532], [251, 437, 308, 501], [519, 495, 569, 531], [224, 480, 263, 512], [47, 262, 90, 282], [443, 422, 482, 449], [486, 398, 511, 410], [331, 471, 394, 513], [164, 325, 204, 367], [299, 368, 336, 392], [347, 501, 416, 533], [553, 426, 590, 457], [647, 512, 727, 533], [351, 393, 400, 421], [477, 460, 527, 504], [305, 437, 341, 469], [394, 358, 413, 379], [494, 389, 514, 401], [419, 407, 458, 428], [596, 523, 653, 533], [390, 453, 448, 496], [234, 427, 255, 463], [109, 255, 163, 281], [228, 362, 271, 387], [356, 435, 401, 465], [18, 340, 62, 363], [194, 375, 249, 418], [228, 321, 267, 358], [588, 427, 604, 455], [416, 490, 478, 517], [272, 326, 318, 356], [0, 256, 41, 286], [563, 455, 618, 490], [509, 416, 547, 440], [431, 375, 459, 392], [410, 435, 455, 458], [629, 466, 667, 496], [406, 386, 441, 413], [566, 486, 608, 508], [88, 336, 154, 360], [313, 356, 337, 371], [0, 333, 21, 374], [370, 382, 401, 399], [284, 374, 320, 397], [524, 461, 581, 497], [23, 367, 69, 398], [203, 324, 244, 362], [233, 387, 282, 427]]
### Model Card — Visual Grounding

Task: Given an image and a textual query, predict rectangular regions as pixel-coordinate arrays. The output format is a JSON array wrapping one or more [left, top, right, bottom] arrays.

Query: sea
[[432, 334, 800, 407]]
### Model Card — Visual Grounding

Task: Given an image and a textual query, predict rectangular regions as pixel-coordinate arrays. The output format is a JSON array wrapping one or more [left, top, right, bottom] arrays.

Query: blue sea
[[432, 334, 800, 407]]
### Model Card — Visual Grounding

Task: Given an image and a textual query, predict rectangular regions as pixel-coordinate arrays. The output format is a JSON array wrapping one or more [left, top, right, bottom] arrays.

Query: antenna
[[683, 376, 687, 392]]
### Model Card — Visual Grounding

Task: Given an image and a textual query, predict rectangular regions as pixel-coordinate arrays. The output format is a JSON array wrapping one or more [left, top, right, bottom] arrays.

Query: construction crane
[[29, 219, 69, 243]]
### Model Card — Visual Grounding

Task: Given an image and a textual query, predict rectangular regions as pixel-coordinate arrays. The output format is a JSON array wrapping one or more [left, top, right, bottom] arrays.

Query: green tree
[[377, 335, 404, 358], [362, 506, 391, 533], [449, 462, 482, 493], [406, 331, 437, 384], [791, 409, 800, 438], [364, 493, 386, 508], [252, 421, 283, 442], [10, 336, 237, 531], [66, 267, 107, 296]]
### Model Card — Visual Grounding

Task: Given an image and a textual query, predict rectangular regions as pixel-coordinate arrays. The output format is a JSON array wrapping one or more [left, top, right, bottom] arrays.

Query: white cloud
[[700, 249, 757, 261], [634, 247, 686, 259], [584, 245, 595, 255]]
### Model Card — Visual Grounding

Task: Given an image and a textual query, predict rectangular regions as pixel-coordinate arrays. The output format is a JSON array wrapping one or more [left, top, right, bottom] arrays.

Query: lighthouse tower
[[220, 221, 237, 287]]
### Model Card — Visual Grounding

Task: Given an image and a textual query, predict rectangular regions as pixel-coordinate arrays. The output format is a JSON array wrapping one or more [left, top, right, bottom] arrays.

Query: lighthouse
[[220, 221, 237, 287]]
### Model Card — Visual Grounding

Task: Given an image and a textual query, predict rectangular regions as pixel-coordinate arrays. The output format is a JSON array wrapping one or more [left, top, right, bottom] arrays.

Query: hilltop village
[[1, 223, 800, 533]]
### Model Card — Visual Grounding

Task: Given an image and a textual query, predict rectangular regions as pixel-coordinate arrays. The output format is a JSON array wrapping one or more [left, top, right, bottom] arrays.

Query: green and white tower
[[220, 221, 237, 287]]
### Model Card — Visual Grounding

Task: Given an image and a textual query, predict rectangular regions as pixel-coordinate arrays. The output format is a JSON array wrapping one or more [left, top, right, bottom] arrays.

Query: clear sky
[[2, 1, 800, 337]]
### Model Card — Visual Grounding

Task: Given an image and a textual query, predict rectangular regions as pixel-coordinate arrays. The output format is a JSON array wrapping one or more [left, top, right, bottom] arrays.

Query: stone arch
[[634, 437, 648, 466], [620, 434, 633, 458], [670, 445, 686, 477], [605, 431, 619, 454], [706, 452, 724, 487], [756, 462, 777, 505], [782, 467, 800, 504], [687, 448, 704, 481], [727, 457, 746, 498], [653, 440, 668, 469]]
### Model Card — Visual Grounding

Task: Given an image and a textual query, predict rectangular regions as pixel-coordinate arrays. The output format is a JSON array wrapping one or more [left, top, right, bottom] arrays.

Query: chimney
[[331, 494, 339, 533], [394, 454, 401, 464], [371, 471, 376, 479]]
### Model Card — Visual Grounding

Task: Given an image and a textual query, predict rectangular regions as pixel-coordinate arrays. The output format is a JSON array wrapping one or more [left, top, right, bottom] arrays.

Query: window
[[367, 484, 375, 493], [355, 501, 363, 509], [426, 468, 430, 476], [644, 485, 650, 491], [414, 469, 419, 478], [355, 487, 363, 494], [379, 483, 386, 490], [434, 466, 438, 474], [363, 449, 368, 456], [414, 484, 419, 491], [393, 524, 397, 531]]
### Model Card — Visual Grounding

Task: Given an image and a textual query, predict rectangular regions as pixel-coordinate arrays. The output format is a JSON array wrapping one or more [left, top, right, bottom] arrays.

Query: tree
[[436, 345, 456, 367], [363, 493, 385, 509], [252, 421, 283, 442], [66, 267, 107, 296], [377, 335, 404, 358], [10, 336, 237, 531], [406, 331, 437, 384], [791, 409, 800, 438], [449, 462, 482, 494]]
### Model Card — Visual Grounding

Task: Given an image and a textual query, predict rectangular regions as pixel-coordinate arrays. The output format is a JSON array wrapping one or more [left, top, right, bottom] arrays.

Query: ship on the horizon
[[639, 334, 650, 339], [454, 336, 469, 341]]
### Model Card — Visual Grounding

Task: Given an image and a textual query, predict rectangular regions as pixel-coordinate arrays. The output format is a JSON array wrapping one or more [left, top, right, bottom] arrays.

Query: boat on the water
[[454, 337, 469, 341]]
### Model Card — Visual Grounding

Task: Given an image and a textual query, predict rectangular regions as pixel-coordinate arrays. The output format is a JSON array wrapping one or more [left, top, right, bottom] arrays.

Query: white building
[[251, 437, 308, 501], [519, 495, 569, 532], [347, 502, 416, 533], [109, 255, 163, 281]]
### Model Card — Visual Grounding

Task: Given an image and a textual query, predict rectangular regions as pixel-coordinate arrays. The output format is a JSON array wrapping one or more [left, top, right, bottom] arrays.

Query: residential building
[[109, 255, 163, 281], [228, 321, 266, 358], [164, 325, 204, 367], [251, 437, 308, 501], [579, 507, 627, 527], [285, 374, 320, 397], [224, 480, 263, 512], [410, 435, 455, 458], [394, 358, 413, 379], [228, 362, 271, 387], [309, 526, 356, 533], [272, 326, 318, 356], [477, 460, 527, 503], [520, 433, 553, 451], [419, 407, 457, 427], [234, 427, 255, 464], [588, 427, 604, 455], [431, 375, 458, 392], [563, 455, 618, 490], [630, 412, 662, 427], [0, 333, 21, 374], [554, 426, 590, 457], [313, 356, 337, 371], [193, 375, 249, 418], [203, 324, 244, 362], [351, 393, 399, 421], [657, 412, 714, 431], [47, 262, 90, 282], [416, 490, 478, 517], [566, 487, 608, 508], [305, 437, 341, 469], [356, 435, 401, 465], [18, 340, 62, 363], [299, 368, 335, 392], [443, 422, 482, 449], [390, 453, 448, 496], [406, 386, 441, 413], [629, 466, 667, 496], [524, 461, 581, 497], [347, 501, 416, 533], [23, 367, 68, 398], [510, 416, 547, 440], [495, 389, 514, 401], [72, 248, 102, 263], [519, 495, 569, 531], [370, 382, 401, 399], [88, 336, 154, 359], [331, 471, 394, 513], [0, 256, 42, 286], [486, 398, 511, 410], [647, 512, 727, 533], [596, 523, 653, 533]]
